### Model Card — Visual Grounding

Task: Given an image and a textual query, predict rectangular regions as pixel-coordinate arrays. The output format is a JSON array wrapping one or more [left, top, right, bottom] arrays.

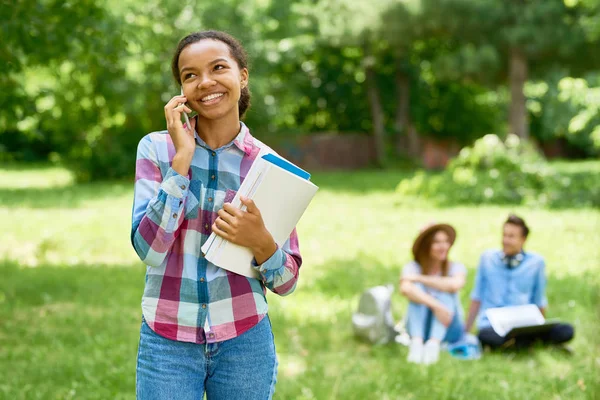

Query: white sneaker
[[395, 332, 411, 346], [407, 339, 424, 363], [422, 340, 440, 365]]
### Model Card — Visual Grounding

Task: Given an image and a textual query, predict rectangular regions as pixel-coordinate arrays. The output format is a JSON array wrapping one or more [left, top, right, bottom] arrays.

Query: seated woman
[[399, 223, 466, 364]]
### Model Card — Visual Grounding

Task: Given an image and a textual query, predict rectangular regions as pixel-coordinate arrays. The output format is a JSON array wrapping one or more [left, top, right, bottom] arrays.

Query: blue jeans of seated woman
[[136, 315, 278, 400], [406, 283, 464, 343]]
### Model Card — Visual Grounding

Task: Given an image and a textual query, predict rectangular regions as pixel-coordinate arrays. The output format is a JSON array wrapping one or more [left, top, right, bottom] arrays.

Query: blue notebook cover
[[262, 153, 310, 180]]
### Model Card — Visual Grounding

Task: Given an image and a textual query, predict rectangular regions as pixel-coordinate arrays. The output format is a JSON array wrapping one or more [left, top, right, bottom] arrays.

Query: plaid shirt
[[131, 122, 301, 344]]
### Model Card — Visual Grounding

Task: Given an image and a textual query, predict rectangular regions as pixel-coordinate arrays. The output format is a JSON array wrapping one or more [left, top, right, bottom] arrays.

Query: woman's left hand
[[212, 196, 277, 264]]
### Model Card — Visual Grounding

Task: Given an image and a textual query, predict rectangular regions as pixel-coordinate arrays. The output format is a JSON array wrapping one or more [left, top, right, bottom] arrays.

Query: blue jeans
[[136, 315, 278, 400], [406, 283, 464, 343]]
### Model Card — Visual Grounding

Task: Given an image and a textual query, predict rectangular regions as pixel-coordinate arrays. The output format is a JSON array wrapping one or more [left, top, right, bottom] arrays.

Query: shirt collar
[[192, 120, 254, 156], [500, 250, 526, 268], [500, 249, 526, 259]]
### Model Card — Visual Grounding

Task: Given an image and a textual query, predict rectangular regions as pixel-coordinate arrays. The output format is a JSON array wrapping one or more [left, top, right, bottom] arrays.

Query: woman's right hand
[[164, 95, 196, 155], [165, 95, 196, 176]]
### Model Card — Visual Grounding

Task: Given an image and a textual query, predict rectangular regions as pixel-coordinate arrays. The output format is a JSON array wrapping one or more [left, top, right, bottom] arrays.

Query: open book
[[201, 152, 319, 278], [486, 304, 558, 337]]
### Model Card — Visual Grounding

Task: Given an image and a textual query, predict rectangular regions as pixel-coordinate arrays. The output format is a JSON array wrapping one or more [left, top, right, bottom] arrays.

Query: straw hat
[[411, 223, 457, 259]]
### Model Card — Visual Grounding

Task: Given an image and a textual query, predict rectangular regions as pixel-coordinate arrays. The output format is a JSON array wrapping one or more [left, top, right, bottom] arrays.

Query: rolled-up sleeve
[[400, 262, 420, 279], [252, 228, 302, 296], [131, 135, 189, 267], [531, 261, 548, 308], [470, 255, 486, 301]]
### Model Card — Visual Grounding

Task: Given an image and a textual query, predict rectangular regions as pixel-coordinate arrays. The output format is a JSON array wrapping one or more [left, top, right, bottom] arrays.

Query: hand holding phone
[[164, 90, 196, 161], [180, 87, 192, 132]]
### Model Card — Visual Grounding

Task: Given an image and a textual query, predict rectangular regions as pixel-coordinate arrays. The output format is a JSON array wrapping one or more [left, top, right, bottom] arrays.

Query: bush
[[396, 134, 600, 208], [542, 171, 600, 208], [530, 75, 600, 157]]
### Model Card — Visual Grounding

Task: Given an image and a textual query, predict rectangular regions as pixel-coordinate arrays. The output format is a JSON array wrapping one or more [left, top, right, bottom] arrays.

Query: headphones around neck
[[502, 252, 524, 269]]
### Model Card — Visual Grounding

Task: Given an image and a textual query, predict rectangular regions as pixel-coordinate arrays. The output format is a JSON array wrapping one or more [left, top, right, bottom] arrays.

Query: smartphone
[[180, 87, 197, 131]]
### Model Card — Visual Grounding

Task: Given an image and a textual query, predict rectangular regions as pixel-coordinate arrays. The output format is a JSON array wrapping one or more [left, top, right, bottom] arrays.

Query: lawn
[[1, 164, 599, 400]]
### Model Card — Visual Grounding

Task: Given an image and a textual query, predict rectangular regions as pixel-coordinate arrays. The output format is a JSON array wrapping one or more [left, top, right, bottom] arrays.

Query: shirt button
[[204, 223, 209, 230], [180, 185, 186, 190], [209, 333, 215, 338], [211, 175, 215, 180], [212, 152, 216, 156], [208, 197, 213, 202], [202, 304, 207, 309], [172, 213, 177, 218], [200, 277, 205, 282]]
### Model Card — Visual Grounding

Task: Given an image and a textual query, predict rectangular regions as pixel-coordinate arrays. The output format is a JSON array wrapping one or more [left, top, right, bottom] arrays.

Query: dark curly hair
[[171, 31, 251, 118]]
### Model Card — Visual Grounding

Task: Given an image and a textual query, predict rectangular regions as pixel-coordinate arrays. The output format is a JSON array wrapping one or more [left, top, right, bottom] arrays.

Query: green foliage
[[396, 134, 600, 207], [530, 73, 600, 156], [428, 0, 597, 77], [2, 0, 599, 180], [410, 79, 503, 143]]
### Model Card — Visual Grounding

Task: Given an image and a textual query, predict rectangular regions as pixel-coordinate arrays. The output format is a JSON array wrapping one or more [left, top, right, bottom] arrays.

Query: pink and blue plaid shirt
[[131, 122, 301, 344]]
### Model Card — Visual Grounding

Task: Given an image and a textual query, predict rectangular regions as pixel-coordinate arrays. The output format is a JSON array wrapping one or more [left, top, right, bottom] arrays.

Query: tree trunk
[[508, 47, 529, 139], [407, 125, 420, 157], [365, 63, 386, 167], [394, 68, 419, 156]]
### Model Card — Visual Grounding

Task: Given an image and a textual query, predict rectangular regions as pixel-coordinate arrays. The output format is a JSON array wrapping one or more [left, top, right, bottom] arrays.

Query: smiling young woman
[[398, 223, 467, 364], [130, 31, 302, 400]]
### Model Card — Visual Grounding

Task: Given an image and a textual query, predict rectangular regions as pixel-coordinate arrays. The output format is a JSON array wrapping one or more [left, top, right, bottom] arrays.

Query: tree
[[379, 0, 423, 156], [423, 0, 600, 139], [308, 0, 398, 166]]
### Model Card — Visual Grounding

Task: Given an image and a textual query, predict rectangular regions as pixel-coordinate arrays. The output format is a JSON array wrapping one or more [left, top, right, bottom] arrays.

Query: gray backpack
[[352, 284, 397, 345]]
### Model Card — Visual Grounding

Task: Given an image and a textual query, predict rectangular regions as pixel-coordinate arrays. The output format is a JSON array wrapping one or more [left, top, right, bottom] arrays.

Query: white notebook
[[201, 152, 319, 278], [485, 304, 546, 337]]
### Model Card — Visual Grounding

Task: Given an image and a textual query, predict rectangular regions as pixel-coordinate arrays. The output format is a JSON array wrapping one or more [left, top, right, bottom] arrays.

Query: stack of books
[[201, 152, 319, 278]]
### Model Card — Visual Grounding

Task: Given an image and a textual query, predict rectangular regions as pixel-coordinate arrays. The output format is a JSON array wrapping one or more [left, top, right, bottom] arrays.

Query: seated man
[[465, 214, 574, 349]]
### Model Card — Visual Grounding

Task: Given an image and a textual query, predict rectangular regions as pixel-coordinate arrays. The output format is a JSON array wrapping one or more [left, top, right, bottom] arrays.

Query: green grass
[[1, 164, 599, 400]]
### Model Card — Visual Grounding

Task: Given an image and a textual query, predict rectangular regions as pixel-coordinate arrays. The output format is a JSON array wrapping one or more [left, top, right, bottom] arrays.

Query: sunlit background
[[1, 0, 599, 399]]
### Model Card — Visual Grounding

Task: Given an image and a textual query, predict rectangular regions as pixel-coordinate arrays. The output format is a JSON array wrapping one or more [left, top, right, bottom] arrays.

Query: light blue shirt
[[471, 249, 548, 329]]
